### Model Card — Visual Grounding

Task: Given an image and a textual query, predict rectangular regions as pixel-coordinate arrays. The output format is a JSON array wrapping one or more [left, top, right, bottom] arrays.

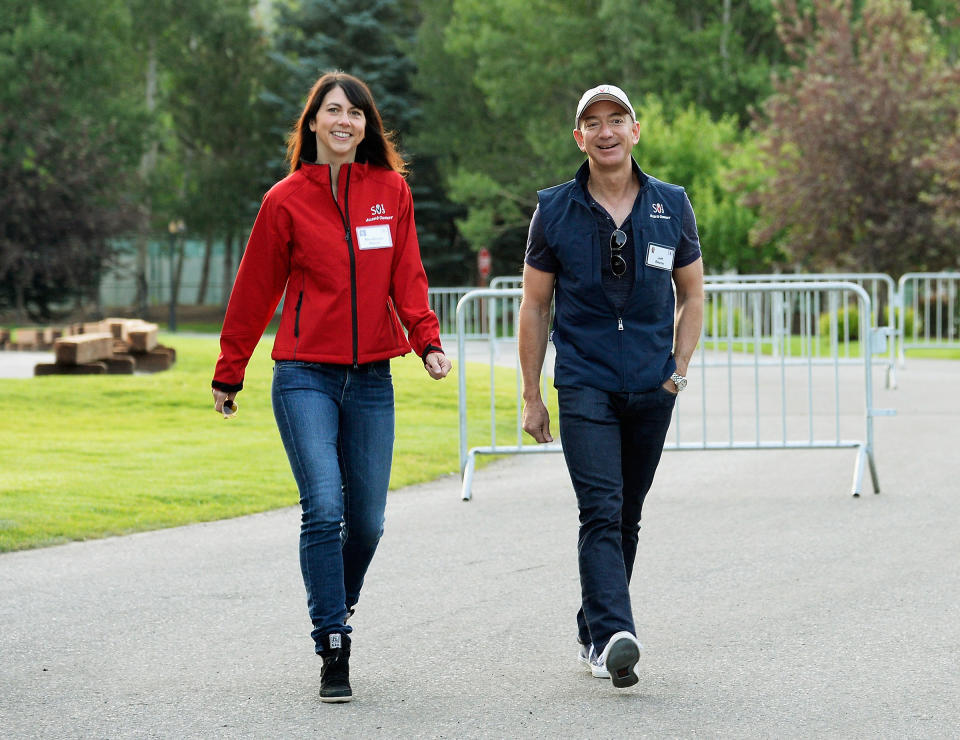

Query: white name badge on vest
[[645, 242, 675, 271], [356, 224, 393, 250]]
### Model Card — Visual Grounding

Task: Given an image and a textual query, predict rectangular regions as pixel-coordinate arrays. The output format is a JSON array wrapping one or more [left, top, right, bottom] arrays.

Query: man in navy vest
[[519, 84, 704, 689]]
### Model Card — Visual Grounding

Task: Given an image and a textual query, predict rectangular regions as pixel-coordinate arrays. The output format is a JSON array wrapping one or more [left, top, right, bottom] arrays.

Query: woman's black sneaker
[[319, 646, 352, 703]]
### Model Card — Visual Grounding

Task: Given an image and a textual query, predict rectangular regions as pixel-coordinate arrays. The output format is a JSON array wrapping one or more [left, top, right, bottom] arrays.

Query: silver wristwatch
[[670, 372, 687, 392]]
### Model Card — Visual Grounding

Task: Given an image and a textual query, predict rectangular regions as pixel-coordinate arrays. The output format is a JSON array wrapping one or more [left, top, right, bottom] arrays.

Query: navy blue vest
[[537, 160, 686, 392]]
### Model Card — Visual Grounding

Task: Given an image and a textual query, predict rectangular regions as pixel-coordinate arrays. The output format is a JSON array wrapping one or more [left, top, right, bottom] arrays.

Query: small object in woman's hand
[[222, 400, 238, 419]]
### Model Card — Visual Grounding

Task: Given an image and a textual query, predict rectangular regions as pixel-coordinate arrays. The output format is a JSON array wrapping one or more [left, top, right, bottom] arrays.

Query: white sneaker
[[577, 641, 610, 679], [599, 631, 641, 688]]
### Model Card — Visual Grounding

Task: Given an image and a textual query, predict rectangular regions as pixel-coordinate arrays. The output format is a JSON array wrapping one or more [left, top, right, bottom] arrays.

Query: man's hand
[[522, 398, 554, 443], [424, 351, 452, 380]]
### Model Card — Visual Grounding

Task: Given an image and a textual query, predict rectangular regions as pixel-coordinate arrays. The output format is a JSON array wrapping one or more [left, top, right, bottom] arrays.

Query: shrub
[[819, 305, 861, 341], [704, 300, 748, 338]]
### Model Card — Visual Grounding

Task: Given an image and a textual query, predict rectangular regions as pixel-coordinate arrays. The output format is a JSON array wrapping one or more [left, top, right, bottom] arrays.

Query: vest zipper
[[618, 316, 625, 390], [330, 164, 359, 368]]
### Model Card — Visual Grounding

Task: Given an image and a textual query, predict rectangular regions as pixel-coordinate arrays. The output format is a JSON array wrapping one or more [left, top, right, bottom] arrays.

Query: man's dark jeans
[[558, 384, 677, 654]]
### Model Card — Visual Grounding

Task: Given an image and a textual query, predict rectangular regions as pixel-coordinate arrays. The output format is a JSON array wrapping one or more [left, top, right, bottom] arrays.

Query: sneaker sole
[[590, 664, 611, 679], [604, 638, 640, 688], [578, 647, 610, 679], [320, 692, 352, 704]]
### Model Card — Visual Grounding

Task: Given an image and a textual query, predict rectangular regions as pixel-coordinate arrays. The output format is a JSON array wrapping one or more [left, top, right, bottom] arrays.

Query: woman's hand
[[211, 388, 239, 417], [423, 351, 452, 380]]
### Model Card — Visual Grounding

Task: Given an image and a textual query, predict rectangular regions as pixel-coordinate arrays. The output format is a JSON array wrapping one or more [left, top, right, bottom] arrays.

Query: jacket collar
[[298, 160, 369, 184]]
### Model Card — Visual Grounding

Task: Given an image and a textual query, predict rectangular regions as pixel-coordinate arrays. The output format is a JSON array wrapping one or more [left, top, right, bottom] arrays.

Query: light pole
[[167, 219, 186, 332]]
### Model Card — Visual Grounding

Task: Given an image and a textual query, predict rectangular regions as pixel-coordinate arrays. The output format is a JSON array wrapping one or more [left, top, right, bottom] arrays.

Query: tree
[[431, 0, 608, 276], [597, 0, 788, 126], [630, 99, 776, 273], [0, 1, 143, 320], [161, 0, 278, 305], [921, 121, 960, 259], [416, 0, 775, 276], [748, 0, 960, 276], [272, 0, 417, 132]]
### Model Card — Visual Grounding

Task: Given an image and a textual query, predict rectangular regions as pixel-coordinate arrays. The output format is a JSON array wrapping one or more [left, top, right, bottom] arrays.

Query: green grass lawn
[[0, 335, 555, 552]]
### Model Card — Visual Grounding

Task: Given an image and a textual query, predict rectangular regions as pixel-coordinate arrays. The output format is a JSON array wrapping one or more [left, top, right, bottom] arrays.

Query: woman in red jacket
[[210, 71, 451, 703]]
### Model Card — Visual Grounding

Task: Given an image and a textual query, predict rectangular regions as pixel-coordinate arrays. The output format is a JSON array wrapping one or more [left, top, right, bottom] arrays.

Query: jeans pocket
[[369, 360, 392, 380], [657, 384, 679, 403]]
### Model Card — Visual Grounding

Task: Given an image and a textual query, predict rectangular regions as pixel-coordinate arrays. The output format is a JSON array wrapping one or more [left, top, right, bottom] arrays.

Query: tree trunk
[[197, 233, 213, 304], [134, 39, 159, 318], [172, 238, 186, 310], [721, 0, 732, 78], [14, 279, 26, 324], [222, 230, 235, 307]]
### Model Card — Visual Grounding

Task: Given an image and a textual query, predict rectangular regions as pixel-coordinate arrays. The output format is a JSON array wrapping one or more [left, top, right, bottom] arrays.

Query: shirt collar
[[573, 157, 648, 204]]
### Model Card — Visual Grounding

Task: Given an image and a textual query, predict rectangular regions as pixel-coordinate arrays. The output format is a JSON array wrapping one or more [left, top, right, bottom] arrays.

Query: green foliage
[[750, 0, 960, 276], [419, 0, 793, 275], [597, 0, 788, 125], [162, 0, 278, 237], [0, 0, 145, 320], [703, 301, 747, 338], [631, 99, 772, 273], [819, 305, 861, 341], [6, 0, 960, 303]]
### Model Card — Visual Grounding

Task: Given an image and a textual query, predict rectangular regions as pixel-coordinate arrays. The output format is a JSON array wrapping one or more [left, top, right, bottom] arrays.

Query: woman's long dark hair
[[285, 71, 406, 176]]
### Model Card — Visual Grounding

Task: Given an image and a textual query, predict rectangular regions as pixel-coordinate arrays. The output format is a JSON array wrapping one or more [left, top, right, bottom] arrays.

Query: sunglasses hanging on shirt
[[609, 229, 627, 277]]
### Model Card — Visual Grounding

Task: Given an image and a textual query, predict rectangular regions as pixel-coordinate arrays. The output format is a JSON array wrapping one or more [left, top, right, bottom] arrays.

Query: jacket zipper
[[330, 164, 359, 368], [294, 290, 304, 336]]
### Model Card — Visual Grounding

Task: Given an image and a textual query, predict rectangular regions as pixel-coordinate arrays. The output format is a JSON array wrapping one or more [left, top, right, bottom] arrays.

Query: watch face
[[672, 373, 687, 391]]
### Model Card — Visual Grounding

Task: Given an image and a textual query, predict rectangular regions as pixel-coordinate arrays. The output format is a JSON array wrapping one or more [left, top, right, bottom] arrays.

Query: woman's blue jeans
[[272, 360, 395, 654], [557, 384, 677, 654]]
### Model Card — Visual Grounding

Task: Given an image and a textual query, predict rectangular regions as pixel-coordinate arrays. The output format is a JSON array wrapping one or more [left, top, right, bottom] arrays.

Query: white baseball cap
[[574, 84, 636, 128]]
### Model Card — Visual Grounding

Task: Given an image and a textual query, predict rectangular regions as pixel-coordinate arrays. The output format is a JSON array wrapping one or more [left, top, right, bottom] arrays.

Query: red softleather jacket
[[212, 161, 442, 391]]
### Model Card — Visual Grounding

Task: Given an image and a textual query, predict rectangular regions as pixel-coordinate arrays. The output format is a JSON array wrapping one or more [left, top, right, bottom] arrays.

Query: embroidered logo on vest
[[650, 202, 670, 220]]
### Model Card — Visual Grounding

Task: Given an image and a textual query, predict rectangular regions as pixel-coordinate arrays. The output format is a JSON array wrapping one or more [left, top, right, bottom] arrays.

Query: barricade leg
[[867, 448, 881, 495], [851, 445, 881, 497], [461, 450, 477, 501]]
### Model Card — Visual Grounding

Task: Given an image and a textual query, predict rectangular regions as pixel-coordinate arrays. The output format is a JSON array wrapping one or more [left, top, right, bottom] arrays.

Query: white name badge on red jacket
[[645, 242, 675, 271], [356, 224, 393, 250]]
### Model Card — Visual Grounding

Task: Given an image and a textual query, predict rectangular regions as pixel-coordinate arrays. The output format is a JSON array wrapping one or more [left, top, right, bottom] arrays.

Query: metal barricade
[[431, 283, 523, 342], [896, 272, 960, 364], [490, 275, 523, 289], [456, 288, 558, 502], [457, 282, 893, 501], [705, 273, 898, 387], [430, 287, 483, 339]]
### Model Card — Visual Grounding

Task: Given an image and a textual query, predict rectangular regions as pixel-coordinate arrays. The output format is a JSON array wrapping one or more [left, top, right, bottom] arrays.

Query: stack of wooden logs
[[1, 325, 68, 351], [29, 318, 176, 375]]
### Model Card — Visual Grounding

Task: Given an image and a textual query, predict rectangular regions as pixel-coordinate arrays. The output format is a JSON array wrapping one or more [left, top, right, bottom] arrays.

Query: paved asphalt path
[[1, 359, 958, 738]]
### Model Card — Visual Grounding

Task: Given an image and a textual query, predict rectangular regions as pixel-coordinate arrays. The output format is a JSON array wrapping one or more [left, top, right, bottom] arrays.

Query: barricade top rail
[[895, 272, 960, 363], [455, 287, 522, 308], [704, 280, 871, 300], [455, 281, 872, 299], [896, 271, 960, 289], [489, 275, 523, 289], [705, 272, 894, 283]]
